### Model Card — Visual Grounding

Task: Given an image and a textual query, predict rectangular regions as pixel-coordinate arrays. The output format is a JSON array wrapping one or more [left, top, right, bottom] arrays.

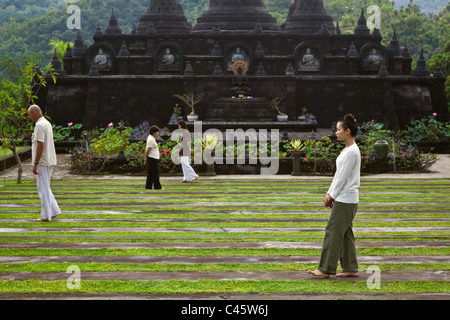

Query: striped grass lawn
[[0, 178, 449, 298]]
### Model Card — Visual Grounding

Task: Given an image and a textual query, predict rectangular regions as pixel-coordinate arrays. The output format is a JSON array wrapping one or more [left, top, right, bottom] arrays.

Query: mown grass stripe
[[2, 255, 447, 265], [1, 241, 449, 250], [0, 247, 448, 256], [1, 270, 448, 282], [1, 263, 448, 272], [1, 177, 448, 298], [0, 280, 448, 294]]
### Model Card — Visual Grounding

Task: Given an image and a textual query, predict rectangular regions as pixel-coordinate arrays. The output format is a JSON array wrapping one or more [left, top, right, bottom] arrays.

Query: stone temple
[[42, 0, 448, 132]]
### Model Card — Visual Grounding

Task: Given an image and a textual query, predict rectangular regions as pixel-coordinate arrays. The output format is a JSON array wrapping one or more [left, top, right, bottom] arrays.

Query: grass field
[[0, 147, 28, 159], [0, 178, 449, 300]]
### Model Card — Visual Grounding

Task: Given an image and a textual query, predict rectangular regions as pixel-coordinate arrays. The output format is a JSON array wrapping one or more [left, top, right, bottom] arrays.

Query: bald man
[[28, 105, 61, 222]]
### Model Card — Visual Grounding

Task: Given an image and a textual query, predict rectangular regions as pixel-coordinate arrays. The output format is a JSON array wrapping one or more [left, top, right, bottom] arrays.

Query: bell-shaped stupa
[[282, 0, 335, 34], [136, 0, 191, 34], [193, 0, 279, 32]]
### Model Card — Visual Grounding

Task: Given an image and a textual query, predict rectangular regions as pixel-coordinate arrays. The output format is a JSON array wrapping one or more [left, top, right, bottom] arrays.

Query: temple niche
[[42, 0, 448, 133]]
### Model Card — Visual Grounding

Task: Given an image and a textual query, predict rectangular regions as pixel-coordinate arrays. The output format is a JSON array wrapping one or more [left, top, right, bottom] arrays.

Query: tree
[[0, 56, 55, 183], [174, 92, 205, 116], [427, 41, 450, 111], [48, 39, 74, 67]]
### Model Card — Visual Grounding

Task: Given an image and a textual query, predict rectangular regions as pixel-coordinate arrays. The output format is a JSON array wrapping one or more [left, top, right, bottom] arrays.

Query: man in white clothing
[[28, 105, 61, 222]]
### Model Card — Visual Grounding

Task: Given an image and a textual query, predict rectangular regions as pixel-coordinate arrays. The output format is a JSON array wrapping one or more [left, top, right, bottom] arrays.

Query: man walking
[[28, 105, 61, 222]]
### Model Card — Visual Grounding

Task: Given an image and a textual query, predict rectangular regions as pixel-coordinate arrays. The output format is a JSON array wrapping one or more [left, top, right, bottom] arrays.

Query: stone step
[[1, 241, 449, 250], [1, 227, 449, 233], [2, 218, 449, 224], [1, 270, 448, 282], [0, 255, 449, 265]]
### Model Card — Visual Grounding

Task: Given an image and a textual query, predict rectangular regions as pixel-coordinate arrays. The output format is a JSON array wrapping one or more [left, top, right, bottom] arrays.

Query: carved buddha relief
[[157, 46, 180, 72], [363, 47, 384, 71], [297, 47, 320, 72]]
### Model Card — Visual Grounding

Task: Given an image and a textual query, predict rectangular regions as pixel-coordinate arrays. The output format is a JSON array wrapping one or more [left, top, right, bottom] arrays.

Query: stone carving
[[302, 48, 315, 65], [232, 47, 245, 63], [162, 48, 175, 65], [368, 49, 382, 65], [363, 47, 384, 71], [227, 47, 249, 72], [92, 47, 112, 71], [230, 62, 252, 96], [297, 47, 320, 72], [158, 47, 180, 72]]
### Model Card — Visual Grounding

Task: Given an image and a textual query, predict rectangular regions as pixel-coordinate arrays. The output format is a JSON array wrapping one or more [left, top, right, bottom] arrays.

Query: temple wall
[[44, 75, 447, 130]]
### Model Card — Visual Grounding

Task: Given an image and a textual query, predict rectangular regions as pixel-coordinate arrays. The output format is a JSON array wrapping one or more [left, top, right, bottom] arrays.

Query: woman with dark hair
[[178, 120, 199, 183], [144, 125, 162, 190], [308, 114, 361, 278]]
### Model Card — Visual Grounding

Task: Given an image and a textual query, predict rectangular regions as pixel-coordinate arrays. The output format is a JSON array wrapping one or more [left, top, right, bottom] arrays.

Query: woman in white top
[[178, 120, 199, 183], [308, 114, 361, 278]]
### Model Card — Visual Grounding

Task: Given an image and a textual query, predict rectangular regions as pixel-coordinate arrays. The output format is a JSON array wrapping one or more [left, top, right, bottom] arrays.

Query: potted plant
[[202, 133, 221, 176], [173, 103, 183, 122], [287, 139, 306, 176], [271, 97, 288, 121], [298, 107, 308, 121], [174, 92, 205, 122]]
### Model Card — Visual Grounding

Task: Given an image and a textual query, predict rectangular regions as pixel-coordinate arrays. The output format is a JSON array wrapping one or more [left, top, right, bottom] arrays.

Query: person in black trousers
[[144, 125, 162, 190]]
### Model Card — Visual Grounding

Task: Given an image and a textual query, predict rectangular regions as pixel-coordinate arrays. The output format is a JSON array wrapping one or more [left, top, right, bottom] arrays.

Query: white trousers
[[36, 165, 61, 221], [180, 156, 199, 182]]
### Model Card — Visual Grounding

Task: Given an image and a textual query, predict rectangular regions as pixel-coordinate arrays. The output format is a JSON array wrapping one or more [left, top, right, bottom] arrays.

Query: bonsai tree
[[174, 92, 205, 116], [271, 97, 286, 116], [300, 107, 308, 117]]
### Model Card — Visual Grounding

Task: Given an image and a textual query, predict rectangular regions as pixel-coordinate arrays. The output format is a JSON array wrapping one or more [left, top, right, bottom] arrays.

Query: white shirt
[[32, 117, 57, 167], [327, 143, 361, 204], [146, 134, 160, 159]]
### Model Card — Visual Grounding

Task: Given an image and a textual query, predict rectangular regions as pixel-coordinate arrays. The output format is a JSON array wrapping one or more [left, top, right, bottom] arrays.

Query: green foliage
[[402, 115, 450, 141], [393, 0, 449, 15], [90, 122, 145, 157], [52, 122, 83, 141], [289, 139, 306, 151], [0, 55, 55, 183], [0, 0, 67, 25], [69, 146, 111, 174], [0, 0, 149, 69], [301, 137, 344, 174], [426, 42, 450, 109], [0, 0, 448, 71], [390, 151, 438, 172], [48, 39, 73, 66]]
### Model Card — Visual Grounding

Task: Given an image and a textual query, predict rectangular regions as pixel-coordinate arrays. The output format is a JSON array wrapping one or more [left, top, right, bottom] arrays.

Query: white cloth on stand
[[180, 156, 199, 182], [36, 165, 61, 221]]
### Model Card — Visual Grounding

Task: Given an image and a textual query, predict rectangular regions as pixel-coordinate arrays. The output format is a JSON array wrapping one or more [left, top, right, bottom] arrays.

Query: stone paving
[[0, 154, 449, 300], [1, 153, 449, 181]]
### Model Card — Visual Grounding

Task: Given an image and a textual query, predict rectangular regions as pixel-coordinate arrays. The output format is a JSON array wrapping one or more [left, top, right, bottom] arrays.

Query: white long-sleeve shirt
[[327, 143, 361, 204]]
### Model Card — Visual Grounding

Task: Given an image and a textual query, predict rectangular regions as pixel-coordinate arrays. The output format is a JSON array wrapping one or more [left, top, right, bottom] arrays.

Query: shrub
[[402, 115, 450, 142], [52, 122, 83, 141]]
